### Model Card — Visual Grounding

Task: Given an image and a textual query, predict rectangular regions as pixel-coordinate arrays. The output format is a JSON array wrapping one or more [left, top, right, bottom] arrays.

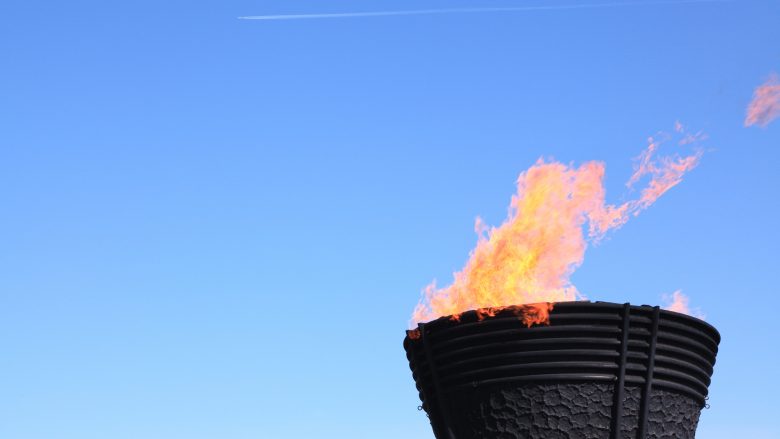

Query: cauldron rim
[[407, 300, 719, 344]]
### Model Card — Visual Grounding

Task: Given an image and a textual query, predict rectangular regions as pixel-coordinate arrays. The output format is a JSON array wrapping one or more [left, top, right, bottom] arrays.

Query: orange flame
[[472, 303, 554, 327], [412, 125, 703, 326], [745, 74, 780, 128], [663, 290, 704, 320]]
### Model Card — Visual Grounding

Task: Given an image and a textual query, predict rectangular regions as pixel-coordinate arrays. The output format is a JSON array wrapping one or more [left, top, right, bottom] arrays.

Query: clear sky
[[2, 1, 779, 438]]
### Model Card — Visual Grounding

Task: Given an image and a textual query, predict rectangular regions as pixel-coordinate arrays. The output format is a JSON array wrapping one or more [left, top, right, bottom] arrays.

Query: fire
[[412, 125, 703, 326], [745, 74, 780, 127], [663, 290, 704, 319]]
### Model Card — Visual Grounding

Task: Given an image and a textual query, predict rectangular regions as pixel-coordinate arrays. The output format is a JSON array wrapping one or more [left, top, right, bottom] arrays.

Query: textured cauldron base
[[444, 383, 701, 439]]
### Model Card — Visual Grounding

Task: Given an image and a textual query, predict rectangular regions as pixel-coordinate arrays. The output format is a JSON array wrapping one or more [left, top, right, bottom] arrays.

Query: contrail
[[239, 0, 728, 21]]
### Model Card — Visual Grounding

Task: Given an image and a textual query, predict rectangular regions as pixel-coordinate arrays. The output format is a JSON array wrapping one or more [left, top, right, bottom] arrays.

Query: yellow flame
[[412, 125, 703, 326]]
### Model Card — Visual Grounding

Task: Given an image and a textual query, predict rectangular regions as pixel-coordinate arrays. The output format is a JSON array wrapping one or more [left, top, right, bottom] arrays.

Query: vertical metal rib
[[638, 306, 660, 438], [610, 303, 631, 439], [419, 323, 456, 439]]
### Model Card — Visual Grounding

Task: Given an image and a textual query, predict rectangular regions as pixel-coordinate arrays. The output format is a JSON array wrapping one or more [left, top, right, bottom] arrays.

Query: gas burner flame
[[412, 125, 704, 327]]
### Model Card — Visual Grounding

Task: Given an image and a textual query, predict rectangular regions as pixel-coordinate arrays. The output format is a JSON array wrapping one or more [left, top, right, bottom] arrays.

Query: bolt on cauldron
[[403, 301, 719, 439]]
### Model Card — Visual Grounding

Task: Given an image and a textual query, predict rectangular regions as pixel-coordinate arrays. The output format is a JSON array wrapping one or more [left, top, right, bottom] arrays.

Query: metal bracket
[[610, 303, 631, 439], [638, 306, 661, 438], [419, 323, 456, 439]]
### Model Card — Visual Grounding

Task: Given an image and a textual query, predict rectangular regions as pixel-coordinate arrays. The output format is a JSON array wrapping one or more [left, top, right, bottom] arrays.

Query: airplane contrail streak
[[239, 0, 728, 21]]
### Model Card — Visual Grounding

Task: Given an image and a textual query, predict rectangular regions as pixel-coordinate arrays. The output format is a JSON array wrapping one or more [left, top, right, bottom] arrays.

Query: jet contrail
[[239, 0, 728, 21]]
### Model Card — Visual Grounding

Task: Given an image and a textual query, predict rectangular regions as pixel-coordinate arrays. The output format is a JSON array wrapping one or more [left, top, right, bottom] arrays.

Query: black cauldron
[[403, 301, 719, 439]]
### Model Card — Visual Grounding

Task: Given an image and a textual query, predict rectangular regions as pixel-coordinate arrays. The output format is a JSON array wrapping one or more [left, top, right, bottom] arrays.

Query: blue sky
[[1, 1, 779, 438]]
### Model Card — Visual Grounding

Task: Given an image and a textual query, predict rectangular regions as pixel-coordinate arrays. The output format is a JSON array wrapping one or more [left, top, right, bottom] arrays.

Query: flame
[[745, 74, 780, 127], [411, 125, 703, 326], [663, 290, 691, 314], [663, 290, 704, 320], [473, 303, 554, 327]]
